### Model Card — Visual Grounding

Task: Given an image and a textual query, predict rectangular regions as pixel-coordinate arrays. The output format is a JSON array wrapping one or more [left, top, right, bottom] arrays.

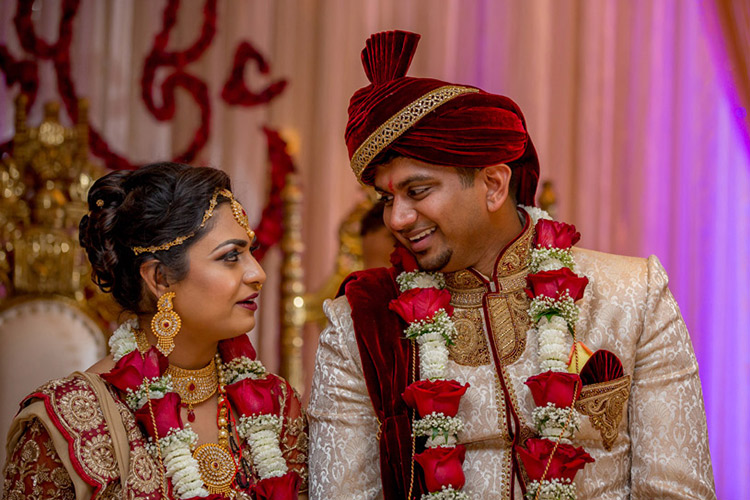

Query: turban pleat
[[346, 30, 540, 206]]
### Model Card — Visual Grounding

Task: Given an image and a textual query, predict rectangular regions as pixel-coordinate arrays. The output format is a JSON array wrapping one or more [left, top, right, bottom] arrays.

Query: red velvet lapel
[[338, 267, 423, 499]]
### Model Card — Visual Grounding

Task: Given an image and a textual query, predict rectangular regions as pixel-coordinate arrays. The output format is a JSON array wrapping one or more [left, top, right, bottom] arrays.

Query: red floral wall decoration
[[0, 0, 294, 260]]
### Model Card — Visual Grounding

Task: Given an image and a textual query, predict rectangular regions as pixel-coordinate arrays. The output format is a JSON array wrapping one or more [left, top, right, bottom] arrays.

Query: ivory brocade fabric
[[308, 224, 716, 499]]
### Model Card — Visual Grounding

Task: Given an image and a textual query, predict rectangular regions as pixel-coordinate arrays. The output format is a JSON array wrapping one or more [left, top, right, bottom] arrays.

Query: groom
[[308, 30, 715, 499]]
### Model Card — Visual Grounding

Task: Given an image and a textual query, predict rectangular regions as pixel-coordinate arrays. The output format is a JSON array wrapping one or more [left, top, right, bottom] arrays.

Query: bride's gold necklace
[[134, 328, 236, 494], [166, 360, 218, 422], [135, 328, 219, 421]]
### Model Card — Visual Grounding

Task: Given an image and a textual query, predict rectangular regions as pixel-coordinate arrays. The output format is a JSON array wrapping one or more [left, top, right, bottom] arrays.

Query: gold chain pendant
[[193, 443, 237, 495], [192, 353, 237, 495]]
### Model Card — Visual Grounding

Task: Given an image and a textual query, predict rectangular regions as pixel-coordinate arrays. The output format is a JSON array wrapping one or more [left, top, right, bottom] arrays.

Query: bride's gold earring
[[151, 292, 181, 356]]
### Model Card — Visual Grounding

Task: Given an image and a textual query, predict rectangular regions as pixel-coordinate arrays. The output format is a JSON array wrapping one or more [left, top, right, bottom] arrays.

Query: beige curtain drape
[[2, 2, 748, 496]]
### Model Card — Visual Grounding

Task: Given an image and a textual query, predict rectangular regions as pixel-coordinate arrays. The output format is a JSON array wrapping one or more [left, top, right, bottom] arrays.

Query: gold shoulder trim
[[575, 374, 631, 451], [351, 85, 479, 181]]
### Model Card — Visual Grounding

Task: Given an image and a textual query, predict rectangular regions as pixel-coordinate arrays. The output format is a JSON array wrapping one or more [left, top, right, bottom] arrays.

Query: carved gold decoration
[[538, 180, 557, 219], [166, 359, 218, 409], [132, 188, 254, 255], [280, 172, 305, 392], [193, 443, 236, 495], [151, 292, 181, 356], [280, 157, 377, 395], [302, 197, 373, 326], [0, 95, 113, 330], [575, 374, 632, 451]]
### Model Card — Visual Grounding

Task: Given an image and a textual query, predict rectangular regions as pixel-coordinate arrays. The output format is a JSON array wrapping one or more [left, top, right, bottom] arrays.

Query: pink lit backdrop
[[0, 1, 747, 497]]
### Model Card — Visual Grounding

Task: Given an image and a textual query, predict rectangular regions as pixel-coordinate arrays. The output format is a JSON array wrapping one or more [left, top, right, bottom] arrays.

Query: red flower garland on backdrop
[[221, 41, 288, 106], [0, 0, 292, 261]]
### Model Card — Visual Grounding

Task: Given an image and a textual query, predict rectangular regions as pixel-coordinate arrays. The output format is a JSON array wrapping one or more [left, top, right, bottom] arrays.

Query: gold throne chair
[[0, 96, 111, 466]]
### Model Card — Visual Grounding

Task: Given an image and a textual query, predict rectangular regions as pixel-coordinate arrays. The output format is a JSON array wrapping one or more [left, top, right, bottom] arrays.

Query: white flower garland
[[223, 357, 267, 385], [124, 375, 174, 410], [151, 428, 208, 498], [397, 271, 446, 291], [109, 322, 209, 499], [237, 414, 287, 480], [523, 206, 581, 375], [522, 206, 587, 498], [109, 318, 139, 360], [395, 273, 468, 500]]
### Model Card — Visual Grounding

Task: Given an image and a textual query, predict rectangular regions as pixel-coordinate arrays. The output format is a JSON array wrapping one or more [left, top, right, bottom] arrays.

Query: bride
[[3, 162, 307, 499]]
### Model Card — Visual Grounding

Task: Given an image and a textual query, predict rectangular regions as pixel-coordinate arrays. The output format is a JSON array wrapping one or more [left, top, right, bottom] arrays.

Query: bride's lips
[[237, 293, 259, 311]]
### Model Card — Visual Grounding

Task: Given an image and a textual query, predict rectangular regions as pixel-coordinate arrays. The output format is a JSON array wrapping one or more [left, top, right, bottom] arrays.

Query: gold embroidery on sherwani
[[445, 221, 535, 367], [575, 374, 632, 451], [451, 309, 490, 365]]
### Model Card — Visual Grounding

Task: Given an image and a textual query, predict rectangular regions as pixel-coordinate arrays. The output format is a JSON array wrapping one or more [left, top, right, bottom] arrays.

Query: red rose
[[517, 438, 594, 481], [218, 334, 257, 362], [389, 288, 454, 324], [254, 471, 302, 500], [526, 268, 588, 301], [134, 392, 183, 438], [402, 379, 469, 418], [101, 347, 168, 393], [525, 371, 582, 408], [414, 445, 466, 492], [535, 219, 581, 249], [225, 375, 283, 417], [390, 245, 419, 272]]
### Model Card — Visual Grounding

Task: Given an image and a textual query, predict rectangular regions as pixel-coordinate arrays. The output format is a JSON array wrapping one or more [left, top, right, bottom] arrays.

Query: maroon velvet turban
[[345, 30, 540, 206]]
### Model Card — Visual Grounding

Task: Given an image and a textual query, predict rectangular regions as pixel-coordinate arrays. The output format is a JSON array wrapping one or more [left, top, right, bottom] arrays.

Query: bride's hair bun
[[79, 162, 231, 312]]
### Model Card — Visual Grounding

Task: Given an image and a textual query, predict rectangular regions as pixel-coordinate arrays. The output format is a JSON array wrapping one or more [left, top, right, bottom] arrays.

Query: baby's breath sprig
[[528, 292, 579, 331], [524, 479, 576, 500], [397, 271, 446, 292], [404, 309, 457, 345]]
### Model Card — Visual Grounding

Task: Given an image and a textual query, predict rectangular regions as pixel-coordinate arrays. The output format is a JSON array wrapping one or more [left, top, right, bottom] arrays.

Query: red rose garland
[[105, 321, 300, 499], [389, 246, 471, 500], [519, 208, 595, 500]]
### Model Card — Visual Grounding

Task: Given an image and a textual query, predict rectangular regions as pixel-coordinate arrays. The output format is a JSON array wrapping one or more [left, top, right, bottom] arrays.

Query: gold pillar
[[279, 173, 305, 393]]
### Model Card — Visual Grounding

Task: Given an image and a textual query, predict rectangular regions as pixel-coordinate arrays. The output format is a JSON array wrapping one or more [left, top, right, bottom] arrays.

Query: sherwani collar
[[444, 210, 535, 295]]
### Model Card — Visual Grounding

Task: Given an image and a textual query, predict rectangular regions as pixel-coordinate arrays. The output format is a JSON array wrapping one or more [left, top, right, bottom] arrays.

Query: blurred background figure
[[359, 201, 396, 269]]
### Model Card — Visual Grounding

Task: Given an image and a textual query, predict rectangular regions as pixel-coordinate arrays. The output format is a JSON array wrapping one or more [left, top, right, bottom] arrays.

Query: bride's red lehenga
[[3, 371, 307, 499]]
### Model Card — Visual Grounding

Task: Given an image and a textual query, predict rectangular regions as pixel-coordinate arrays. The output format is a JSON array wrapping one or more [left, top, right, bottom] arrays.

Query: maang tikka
[[151, 292, 181, 356]]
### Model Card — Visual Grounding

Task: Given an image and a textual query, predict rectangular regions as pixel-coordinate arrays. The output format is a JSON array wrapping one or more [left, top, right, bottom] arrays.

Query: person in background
[[360, 201, 397, 269]]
